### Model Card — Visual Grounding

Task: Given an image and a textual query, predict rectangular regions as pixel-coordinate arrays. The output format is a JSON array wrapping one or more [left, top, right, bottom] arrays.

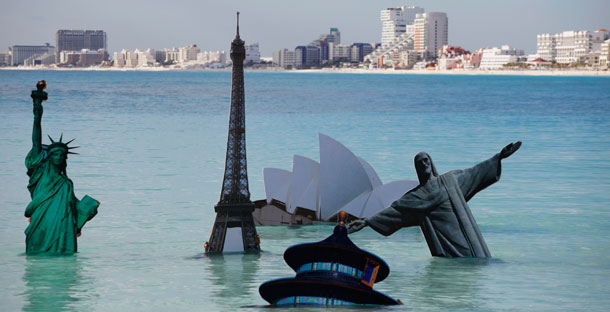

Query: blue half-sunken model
[[259, 211, 400, 306]]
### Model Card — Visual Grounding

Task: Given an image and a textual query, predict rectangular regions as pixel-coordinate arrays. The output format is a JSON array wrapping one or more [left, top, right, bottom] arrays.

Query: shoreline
[[1, 66, 609, 77], [301, 68, 610, 77]]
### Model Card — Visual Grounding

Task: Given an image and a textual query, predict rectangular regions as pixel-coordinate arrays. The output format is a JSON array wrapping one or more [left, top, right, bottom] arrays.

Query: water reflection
[[206, 253, 261, 305], [22, 256, 84, 312], [409, 257, 492, 310]]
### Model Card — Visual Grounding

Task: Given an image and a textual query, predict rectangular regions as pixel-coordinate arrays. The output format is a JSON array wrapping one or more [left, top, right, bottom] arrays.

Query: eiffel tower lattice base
[[207, 203, 259, 253]]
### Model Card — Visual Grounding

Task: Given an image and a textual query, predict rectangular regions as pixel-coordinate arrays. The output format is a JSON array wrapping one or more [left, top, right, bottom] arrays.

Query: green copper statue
[[25, 80, 99, 255], [348, 142, 521, 258]]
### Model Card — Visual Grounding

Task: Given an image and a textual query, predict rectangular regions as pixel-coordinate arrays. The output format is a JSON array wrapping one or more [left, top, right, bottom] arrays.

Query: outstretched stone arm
[[349, 192, 425, 235], [349, 182, 446, 235], [453, 141, 522, 202], [30, 81, 47, 155], [347, 219, 368, 234], [500, 141, 521, 159]]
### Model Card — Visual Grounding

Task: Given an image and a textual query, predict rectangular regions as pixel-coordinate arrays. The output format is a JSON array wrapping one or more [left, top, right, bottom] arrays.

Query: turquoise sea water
[[1, 70, 609, 311]]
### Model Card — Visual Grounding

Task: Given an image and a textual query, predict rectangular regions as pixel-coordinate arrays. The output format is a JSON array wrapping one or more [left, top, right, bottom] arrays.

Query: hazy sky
[[1, 0, 609, 56]]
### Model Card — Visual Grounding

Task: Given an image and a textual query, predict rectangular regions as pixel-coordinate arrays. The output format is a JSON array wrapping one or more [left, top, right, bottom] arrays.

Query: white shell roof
[[262, 133, 417, 221], [319, 133, 374, 221], [286, 155, 319, 214], [263, 168, 292, 204], [357, 156, 382, 189]]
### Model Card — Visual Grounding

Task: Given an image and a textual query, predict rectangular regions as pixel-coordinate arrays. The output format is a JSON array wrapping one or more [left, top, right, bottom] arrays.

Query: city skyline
[[1, 0, 609, 56]]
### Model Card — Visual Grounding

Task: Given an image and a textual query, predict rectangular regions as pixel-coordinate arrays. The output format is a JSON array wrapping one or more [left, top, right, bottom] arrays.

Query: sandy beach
[[2, 65, 609, 76], [296, 67, 610, 76]]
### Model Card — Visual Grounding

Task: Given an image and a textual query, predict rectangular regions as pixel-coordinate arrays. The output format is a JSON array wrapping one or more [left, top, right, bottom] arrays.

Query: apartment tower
[[414, 12, 448, 59], [380, 6, 424, 47]]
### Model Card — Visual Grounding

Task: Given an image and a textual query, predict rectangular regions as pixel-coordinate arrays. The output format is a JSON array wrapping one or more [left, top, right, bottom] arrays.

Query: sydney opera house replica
[[253, 133, 417, 225]]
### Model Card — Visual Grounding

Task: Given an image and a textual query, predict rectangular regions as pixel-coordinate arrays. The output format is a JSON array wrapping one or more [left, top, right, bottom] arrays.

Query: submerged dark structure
[[259, 211, 400, 306], [205, 12, 260, 253], [348, 142, 522, 258]]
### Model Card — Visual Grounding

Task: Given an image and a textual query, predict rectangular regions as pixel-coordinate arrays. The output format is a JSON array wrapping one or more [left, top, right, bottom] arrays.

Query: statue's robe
[[366, 154, 502, 257], [24, 149, 97, 255]]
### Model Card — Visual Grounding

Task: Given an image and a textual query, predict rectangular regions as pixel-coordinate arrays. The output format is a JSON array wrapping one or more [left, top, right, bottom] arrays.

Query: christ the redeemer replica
[[348, 142, 521, 258]]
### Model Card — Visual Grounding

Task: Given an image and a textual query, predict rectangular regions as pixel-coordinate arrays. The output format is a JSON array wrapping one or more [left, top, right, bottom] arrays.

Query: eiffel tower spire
[[236, 11, 240, 39], [206, 12, 260, 253], [219, 11, 249, 204]]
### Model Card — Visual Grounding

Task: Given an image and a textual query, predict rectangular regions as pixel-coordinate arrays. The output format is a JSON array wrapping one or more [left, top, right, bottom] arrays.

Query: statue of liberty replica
[[25, 81, 99, 255]]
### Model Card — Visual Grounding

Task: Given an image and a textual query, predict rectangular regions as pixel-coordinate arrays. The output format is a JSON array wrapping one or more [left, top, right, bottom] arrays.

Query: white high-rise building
[[114, 49, 154, 68], [125, 50, 138, 67], [330, 28, 341, 45], [178, 45, 200, 63], [414, 12, 448, 59], [406, 24, 416, 37], [114, 50, 126, 67], [537, 29, 610, 64], [479, 45, 524, 70], [272, 49, 296, 68], [536, 33, 556, 61], [380, 6, 424, 47], [11, 44, 55, 66], [24, 52, 55, 66], [165, 48, 180, 63], [245, 43, 261, 64], [58, 49, 108, 67], [556, 31, 594, 64], [397, 50, 419, 69], [600, 39, 610, 68], [328, 43, 351, 62], [198, 50, 227, 64], [135, 49, 155, 67], [592, 29, 610, 52], [0, 51, 11, 66]]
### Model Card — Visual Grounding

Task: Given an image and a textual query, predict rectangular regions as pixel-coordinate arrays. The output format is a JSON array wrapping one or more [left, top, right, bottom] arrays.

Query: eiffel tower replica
[[206, 12, 260, 253]]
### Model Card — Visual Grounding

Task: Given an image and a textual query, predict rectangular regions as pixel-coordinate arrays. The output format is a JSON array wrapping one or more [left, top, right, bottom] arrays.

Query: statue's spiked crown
[[45, 133, 79, 155]]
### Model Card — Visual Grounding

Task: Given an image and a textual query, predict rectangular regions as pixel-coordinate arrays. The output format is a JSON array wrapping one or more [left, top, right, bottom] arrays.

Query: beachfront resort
[[1, 6, 609, 73]]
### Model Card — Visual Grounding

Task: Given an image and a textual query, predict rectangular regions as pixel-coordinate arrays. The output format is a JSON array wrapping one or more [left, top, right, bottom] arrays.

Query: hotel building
[[309, 28, 341, 64], [537, 29, 610, 64], [414, 12, 448, 59], [24, 52, 56, 66], [329, 28, 341, 45], [600, 40, 610, 68], [179, 45, 200, 63], [295, 46, 320, 68], [245, 43, 261, 64], [164, 48, 180, 63], [328, 43, 351, 62], [380, 6, 424, 47], [56, 30, 107, 62], [198, 51, 227, 65], [59, 49, 109, 67], [11, 43, 55, 66], [0, 51, 11, 66], [479, 45, 524, 70], [351, 43, 374, 62], [272, 49, 296, 68]]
